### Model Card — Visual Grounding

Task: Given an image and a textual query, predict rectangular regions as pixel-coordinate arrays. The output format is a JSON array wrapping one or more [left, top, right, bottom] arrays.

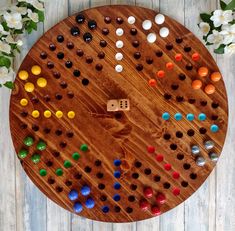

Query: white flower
[[210, 10, 233, 27], [30, 0, 44, 11], [17, 40, 23, 47], [19, 0, 44, 11], [27, 9, 39, 23], [0, 24, 9, 35], [220, 24, 235, 45], [0, 40, 11, 54], [207, 30, 224, 48], [10, 6, 27, 15], [0, 67, 14, 85], [4, 35, 23, 47], [199, 22, 210, 35], [224, 43, 235, 55], [3, 12, 23, 30]]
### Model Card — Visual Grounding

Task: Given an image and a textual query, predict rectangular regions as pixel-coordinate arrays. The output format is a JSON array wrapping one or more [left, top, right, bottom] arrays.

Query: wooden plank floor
[[0, 0, 234, 230]]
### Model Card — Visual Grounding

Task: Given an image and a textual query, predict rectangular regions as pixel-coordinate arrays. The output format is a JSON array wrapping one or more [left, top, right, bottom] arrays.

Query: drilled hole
[[98, 183, 105, 190], [163, 182, 171, 189], [199, 127, 207, 134], [164, 93, 172, 100], [135, 161, 142, 168], [95, 159, 102, 166], [176, 131, 183, 138], [48, 178, 55, 184], [32, 125, 39, 131], [186, 63, 193, 70], [163, 133, 171, 140], [43, 127, 51, 134], [171, 84, 179, 90], [20, 123, 27, 129], [187, 129, 195, 136], [211, 115, 218, 120], [55, 129, 63, 136], [66, 132, 74, 138], [200, 100, 207, 106], [52, 151, 60, 157], [166, 43, 173, 50], [126, 207, 133, 213], [46, 160, 53, 167], [144, 168, 151, 175], [183, 163, 191, 170], [132, 173, 139, 179], [184, 45, 191, 52], [96, 172, 104, 179], [181, 181, 189, 187], [74, 172, 82, 179], [82, 78, 89, 86], [211, 102, 219, 109], [155, 50, 163, 57], [56, 186, 63, 193], [178, 73, 186, 81], [128, 195, 135, 202], [170, 143, 177, 150], [130, 184, 137, 191], [177, 153, 184, 160], [176, 96, 184, 102], [59, 141, 67, 148], [100, 195, 107, 201], [65, 180, 72, 186], [154, 175, 161, 182], [114, 206, 121, 212], [188, 98, 196, 104], [84, 166, 92, 173], [190, 173, 197, 180]]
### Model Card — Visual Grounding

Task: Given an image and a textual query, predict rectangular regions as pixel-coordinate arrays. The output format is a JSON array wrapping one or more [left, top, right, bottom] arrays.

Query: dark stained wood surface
[[9, 5, 228, 222]]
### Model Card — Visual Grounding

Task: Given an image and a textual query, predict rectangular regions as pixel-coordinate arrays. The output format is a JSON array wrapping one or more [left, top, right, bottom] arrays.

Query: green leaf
[[200, 13, 212, 23], [26, 21, 38, 34], [1, 21, 9, 31], [225, 0, 235, 10], [214, 44, 226, 54], [3, 81, 14, 89], [206, 42, 214, 46], [220, 0, 227, 10], [37, 11, 45, 22], [0, 56, 11, 68]]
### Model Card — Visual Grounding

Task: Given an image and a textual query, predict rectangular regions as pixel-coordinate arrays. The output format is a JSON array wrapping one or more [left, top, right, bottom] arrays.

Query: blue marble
[[211, 124, 219, 133], [113, 182, 121, 190], [162, 112, 170, 120], [113, 159, 122, 166], [85, 198, 95, 209], [114, 170, 121, 178], [174, 113, 182, 121], [113, 194, 121, 201], [73, 202, 83, 213], [198, 113, 207, 121], [186, 113, 194, 121], [102, 206, 109, 213], [68, 189, 78, 201], [80, 185, 91, 196]]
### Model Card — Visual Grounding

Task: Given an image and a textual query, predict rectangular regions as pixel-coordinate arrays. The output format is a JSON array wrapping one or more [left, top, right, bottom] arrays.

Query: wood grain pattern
[[9, 5, 228, 223], [1, 0, 235, 230]]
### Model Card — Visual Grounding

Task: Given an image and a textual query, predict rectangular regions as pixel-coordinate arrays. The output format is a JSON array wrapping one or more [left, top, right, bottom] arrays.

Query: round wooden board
[[10, 5, 228, 222]]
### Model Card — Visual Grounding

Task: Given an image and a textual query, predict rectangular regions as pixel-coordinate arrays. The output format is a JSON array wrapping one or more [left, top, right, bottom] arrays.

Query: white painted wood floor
[[0, 0, 234, 230]]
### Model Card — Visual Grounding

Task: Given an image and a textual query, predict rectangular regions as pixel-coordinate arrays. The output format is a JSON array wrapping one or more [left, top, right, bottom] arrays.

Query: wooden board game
[[9, 5, 228, 222]]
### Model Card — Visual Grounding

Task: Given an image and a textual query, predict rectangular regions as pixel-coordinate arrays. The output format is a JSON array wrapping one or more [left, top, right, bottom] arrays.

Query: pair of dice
[[107, 99, 130, 112]]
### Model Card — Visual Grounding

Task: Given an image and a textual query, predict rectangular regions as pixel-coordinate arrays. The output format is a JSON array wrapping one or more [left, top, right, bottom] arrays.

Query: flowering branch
[[0, 0, 44, 89], [199, 0, 235, 55]]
